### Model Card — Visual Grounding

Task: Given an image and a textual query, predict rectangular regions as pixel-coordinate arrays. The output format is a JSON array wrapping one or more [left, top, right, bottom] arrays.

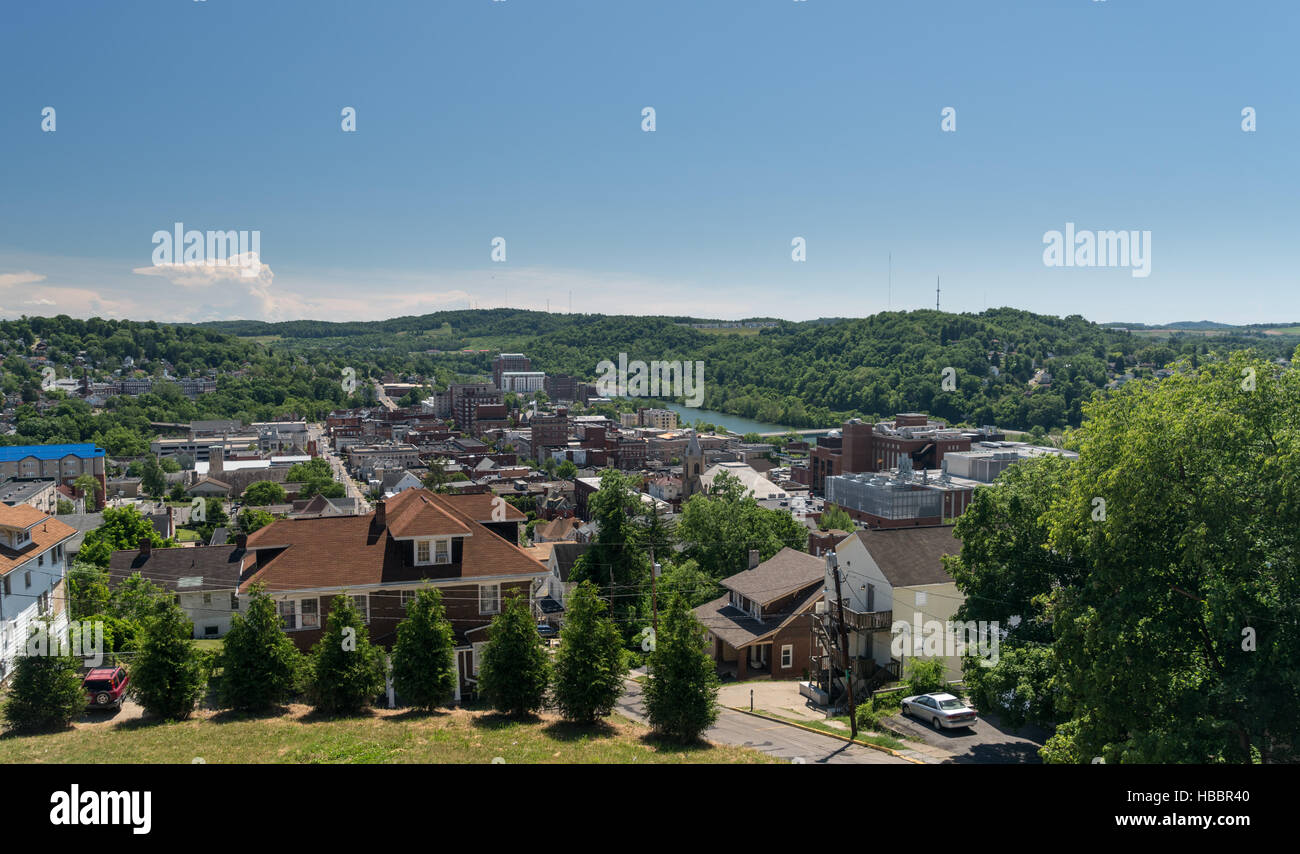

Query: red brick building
[[694, 548, 826, 681], [242, 488, 541, 701]]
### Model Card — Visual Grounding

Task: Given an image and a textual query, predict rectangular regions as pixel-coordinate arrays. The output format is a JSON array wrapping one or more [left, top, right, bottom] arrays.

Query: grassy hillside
[[0, 704, 774, 764]]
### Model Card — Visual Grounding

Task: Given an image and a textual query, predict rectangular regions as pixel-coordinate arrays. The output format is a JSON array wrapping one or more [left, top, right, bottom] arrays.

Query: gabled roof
[[720, 547, 824, 606], [385, 489, 473, 538], [108, 544, 248, 593], [438, 492, 526, 524], [550, 542, 591, 582], [0, 512, 77, 577], [241, 488, 546, 594], [0, 503, 50, 530], [851, 526, 960, 587], [694, 582, 823, 650]]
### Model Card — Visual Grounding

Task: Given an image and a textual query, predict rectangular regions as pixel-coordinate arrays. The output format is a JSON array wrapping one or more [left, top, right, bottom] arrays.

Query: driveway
[[617, 679, 912, 765], [887, 707, 1049, 764]]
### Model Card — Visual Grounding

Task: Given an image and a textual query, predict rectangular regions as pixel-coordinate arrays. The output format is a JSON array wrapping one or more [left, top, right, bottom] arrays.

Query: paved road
[[887, 708, 1048, 764], [309, 421, 371, 512], [617, 679, 912, 765]]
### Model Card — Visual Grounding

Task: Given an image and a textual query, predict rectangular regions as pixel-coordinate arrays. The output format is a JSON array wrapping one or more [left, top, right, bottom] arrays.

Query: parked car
[[83, 666, 130, 711], [536, 622, 559, 640], [901, 692, 977, 730]]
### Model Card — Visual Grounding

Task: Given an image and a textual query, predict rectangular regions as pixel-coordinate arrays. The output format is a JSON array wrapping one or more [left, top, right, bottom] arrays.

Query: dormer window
[[415, 537, 453, 566]]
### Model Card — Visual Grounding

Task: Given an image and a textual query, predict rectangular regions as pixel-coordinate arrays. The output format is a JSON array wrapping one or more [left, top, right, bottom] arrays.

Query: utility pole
[[827, 552, 858, 738], [936, 275, 940, 312]]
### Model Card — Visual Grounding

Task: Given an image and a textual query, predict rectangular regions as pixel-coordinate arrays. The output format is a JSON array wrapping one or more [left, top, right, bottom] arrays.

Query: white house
[[821, 525, 966, 688], [0, 504, 77, 681]]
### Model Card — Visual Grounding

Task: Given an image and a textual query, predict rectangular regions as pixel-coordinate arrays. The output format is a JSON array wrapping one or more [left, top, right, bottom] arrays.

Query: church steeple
[[682, 429, 704, 501]]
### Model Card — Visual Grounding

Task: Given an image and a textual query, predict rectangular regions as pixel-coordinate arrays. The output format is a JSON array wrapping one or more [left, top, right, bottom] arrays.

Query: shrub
[[643, 594, 719, 743], [131, 600, 207, 720], [903, 657, 948, 697], [2, 643, 86, 732], [308, 594, 386, 715], [390, 588, 457, 711], [552, 581, 627, 723], [478, 593, 550, 717], [219, 585, 302, 712]]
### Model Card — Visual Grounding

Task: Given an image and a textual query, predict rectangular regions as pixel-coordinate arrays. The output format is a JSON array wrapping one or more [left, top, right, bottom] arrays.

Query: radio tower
[[936, 275, 941, 311]]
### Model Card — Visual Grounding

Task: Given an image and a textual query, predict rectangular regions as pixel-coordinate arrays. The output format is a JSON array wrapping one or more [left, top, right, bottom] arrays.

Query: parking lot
[[886, 707, 1050, 764]]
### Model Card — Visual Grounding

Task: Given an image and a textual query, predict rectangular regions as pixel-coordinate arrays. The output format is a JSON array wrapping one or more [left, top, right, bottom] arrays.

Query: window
[[230, 593, 239, 610], [479, 584, 500, 615], [434, 539, 450, 564], [24, 571, 31, 589], [781, 644, 793, 669], [2, 575, 8, 596], [278, 600, 297, 630], [204, 625, 218, 637], [915, 591, 928, 607], [350, 594, 368, 622], [37, 591, 50, 616], [416, 540, 430, 563], [203, 593, 212, 605], [37, 553, 44, 567], [300, 598, 319, 628], [401, 589, 417, 608]]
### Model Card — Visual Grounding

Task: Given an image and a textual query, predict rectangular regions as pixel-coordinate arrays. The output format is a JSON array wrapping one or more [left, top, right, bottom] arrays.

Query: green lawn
[[175, 528, 202, 542], [0, 705, 777, 764]]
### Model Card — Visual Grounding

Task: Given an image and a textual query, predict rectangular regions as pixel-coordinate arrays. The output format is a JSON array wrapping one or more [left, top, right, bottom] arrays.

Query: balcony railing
[[833, 606, 893, 632]]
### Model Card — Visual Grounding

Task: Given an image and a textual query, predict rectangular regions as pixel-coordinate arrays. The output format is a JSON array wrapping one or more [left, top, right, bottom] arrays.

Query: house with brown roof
[[241, 488, 545, 700], [694, 547, 825, 681], [0, 504, 78, 680], [109, 539, 250, 638]]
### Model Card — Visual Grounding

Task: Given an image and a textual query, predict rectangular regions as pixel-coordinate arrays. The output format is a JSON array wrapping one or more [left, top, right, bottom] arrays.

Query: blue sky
[[1, 0, 1296, 325]]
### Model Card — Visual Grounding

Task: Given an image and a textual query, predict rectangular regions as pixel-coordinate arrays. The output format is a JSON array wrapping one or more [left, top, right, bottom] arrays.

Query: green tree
[[903, 657, 948, 696], [569, 470, 651, 641], [242, 480, 286, 506], [556, 459, 578, 479], [819, 503, 854, 532], [79, 507, 172, 566], [73, 473, 100, 511], [131, 598, 207, 720], [2, 641, 86, 732], [552, 581, 627, 723], [67, 562, 111, 619], [218, 585, 302, 712], [308, 594, 386, 715], [478, 592, 550, 717], [390, 588, 458, 711], [643, 593, 719, 743], [140, 455, 167, 497], [676, 470, 806, 579], [237, 507, 275, 534]]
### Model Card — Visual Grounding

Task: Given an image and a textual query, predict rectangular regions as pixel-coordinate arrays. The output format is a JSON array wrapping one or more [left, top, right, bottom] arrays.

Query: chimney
[[748, 549, 760, 570], [139, 537, 152, 557], [235, 533, 248, 550], [374, 498, 387, 529], [209, 445, 224, 475]]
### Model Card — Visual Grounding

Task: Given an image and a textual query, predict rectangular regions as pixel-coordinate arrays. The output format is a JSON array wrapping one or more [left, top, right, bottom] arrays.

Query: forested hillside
[[195, 308, 1296, 430]]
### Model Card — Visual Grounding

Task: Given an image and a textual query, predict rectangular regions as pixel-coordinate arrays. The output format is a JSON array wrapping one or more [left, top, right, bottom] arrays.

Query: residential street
[[616, 678, 915, 765]]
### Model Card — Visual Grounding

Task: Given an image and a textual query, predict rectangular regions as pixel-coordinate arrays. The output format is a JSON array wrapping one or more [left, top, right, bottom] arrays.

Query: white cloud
[[0, 271, 47, 287]]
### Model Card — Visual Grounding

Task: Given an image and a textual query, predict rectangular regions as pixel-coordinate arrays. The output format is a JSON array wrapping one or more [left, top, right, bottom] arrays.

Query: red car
[[83, 666, 129, 710]]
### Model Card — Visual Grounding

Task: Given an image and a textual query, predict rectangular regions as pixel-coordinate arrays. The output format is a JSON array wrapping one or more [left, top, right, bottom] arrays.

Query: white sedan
[[901, 692, 978, 730]]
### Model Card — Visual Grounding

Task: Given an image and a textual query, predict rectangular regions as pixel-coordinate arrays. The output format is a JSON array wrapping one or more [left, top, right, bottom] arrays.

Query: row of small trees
[[4, 579, 720, 745]]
